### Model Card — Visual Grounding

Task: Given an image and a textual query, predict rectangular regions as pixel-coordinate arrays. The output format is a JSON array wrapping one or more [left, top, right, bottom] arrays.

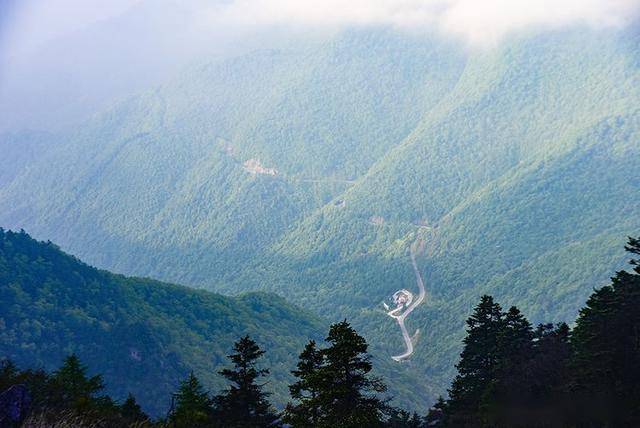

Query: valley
[[1, 25, 639, 413], [384, 238, 427, 362]]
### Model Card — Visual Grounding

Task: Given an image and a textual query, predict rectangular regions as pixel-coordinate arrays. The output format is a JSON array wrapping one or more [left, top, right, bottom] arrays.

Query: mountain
[[0, 25, 639, 410], [0, 228, 325, 417]]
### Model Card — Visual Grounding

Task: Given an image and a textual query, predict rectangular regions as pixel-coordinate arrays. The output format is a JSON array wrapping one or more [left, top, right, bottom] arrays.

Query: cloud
[[4, 0, 638, 57], [1, 0, 144, 57], [206, 0, 640, 45], [1, 0, 637, 131]]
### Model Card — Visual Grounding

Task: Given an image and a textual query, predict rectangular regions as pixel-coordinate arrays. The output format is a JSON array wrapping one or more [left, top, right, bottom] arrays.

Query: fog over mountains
[[1, 0, 639, 412], [2, 0, 638, 130]]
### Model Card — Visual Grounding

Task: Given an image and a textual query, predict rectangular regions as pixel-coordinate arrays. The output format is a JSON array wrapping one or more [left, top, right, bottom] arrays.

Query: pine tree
[[170, 372, 212, 428], [482, 306, 533, 426], [120, 393, 148, 424], [500, 306, 533, 357], [445, 295, 504, 427], [626, 236, 640, 274], [525, 323, 571, 425], [0, 360, 19, 391], [424, 396, 447, 427], [386, 408, 424, 427], [49, 354, 104, 412], [283, 340, 324, 426], [316, 320, 388, 428], [212, 335, 279, 428], [571, 236, 640, 425], [531, 322, 570, 397]]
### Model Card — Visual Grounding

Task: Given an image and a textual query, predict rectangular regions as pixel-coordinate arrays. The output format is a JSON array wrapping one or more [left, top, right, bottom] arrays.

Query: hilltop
[[0, 229, 324, 416]]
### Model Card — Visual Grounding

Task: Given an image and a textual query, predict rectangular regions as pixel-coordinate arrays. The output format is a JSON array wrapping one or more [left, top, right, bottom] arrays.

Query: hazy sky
[[0, 0, 638, 132], [1, 0, 143, 57], [2, 0, 638, 57]]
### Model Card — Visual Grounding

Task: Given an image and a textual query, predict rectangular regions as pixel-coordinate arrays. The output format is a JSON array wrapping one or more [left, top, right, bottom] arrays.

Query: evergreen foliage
[[385, 409, 424, 428], [283, 340, 324, 426], [0, 228, 324, 417], [318, 320, 388, 427], [570, 236, 640, 425], [120, 393, 148, 425], [0, 355, 149, 427], [285, 320, 389, 427], [170, 372, 213, 428], [212, 336, 279, 428], [424, 396, 447, 427], [48, 354, 105, 412], [446, 295, 504, 426], [2, 27, 639, 410], [431, 236, 640, 427]]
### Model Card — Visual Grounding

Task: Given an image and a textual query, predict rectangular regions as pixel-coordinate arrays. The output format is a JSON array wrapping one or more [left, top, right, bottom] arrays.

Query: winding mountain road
[[385, 240, 427, 361]]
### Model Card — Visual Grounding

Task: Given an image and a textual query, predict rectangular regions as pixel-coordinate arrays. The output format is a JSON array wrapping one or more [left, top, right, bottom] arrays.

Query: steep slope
[[234, 28, 640, 392], [0, 29, 465, 289], [1, 26, 639, 410], [0, 131, 57, 187], [0, 228, 325, 417], [239, 28, 639, 304]]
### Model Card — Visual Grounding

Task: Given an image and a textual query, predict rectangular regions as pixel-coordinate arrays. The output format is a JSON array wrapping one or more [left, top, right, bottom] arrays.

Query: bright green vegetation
[[0, 26, 639, 410], [0, 229, 324, 416], [4, 238, 640, 427]]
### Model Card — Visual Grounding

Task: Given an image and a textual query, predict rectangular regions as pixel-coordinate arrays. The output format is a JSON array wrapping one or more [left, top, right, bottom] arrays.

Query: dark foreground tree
[[445, 295, 504, 426], [170, 372, 212, 428], [481, 306, 533, 425], [48, 354, 105, 412], [3, 356, 148, 427], [385, 408, 424, 427], [285, 322, 391, 427], [212, 335, 279, 427], [424, 396, 447, 427], [120, 393, 148, 424], [436, 236, 640, 427], [283, 340, 324, 426], [515, 322, 572, 425], [571, 236, 640, 425], [316, 320, 388, 428]]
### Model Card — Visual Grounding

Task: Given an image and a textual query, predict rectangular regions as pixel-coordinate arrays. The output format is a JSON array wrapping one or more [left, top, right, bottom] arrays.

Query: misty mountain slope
[[255, 28, 639, 296], [0, 131, 57, 187], [159, 29, 466, 179], [257, 117, 640, 396], [1, 26, 639, 411], [0, 228, 325, 417], [422, 113, 640, 293], [216, 28, 640, 405], [0, 29, 466, 287], [327, 29, 637, 228]]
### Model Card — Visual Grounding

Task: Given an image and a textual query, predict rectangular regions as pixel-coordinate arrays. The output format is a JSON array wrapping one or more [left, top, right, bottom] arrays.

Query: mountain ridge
[[1, 25, 638, 410], [0, 228, 326, 416]]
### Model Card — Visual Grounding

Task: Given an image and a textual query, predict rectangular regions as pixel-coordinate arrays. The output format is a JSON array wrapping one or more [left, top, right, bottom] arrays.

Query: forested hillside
[[0, 229, 324, 416], [3, 237, 639, 426], [1, 26, 638, 409]]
